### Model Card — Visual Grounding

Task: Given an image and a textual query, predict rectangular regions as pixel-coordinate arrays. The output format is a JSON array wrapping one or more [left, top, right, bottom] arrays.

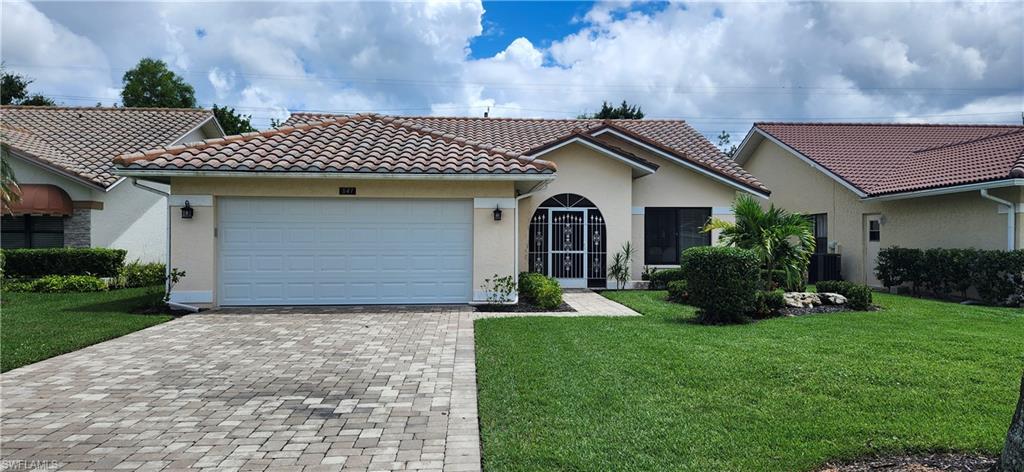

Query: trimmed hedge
[[875, 246, 1024, 305], [1, 248, 126, 278], [117, 261, 166, 288], [816, 280, 872, 311], [649, 268, 686, 290], [666, 280, 688, 304], [752, 289, 786, 318], [681, 246, 759, 324], [27, 275, 108, 293], [518, 272, 563, 309]]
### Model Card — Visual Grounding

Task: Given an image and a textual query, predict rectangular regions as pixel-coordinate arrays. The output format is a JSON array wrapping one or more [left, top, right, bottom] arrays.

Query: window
[[1, 215, 64, 248], [868, 220, 881, 242], [806, 213, 828, 254], [644, 207, 711, 265]]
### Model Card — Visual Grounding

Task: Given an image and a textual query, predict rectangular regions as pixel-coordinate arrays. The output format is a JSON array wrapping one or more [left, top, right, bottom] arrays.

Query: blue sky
[[2, 0, 1021, 140]]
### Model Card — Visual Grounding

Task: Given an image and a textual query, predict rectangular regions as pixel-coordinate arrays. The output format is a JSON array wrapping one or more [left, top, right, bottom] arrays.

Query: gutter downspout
[[132, 179, 200, 313], [980, 189, 1016, 251], [513, 181, 551, 302]]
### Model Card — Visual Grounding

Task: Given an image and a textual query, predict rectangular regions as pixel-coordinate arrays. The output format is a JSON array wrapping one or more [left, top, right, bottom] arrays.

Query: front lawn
[[474, 290, 1024, 471], [0, 288, 172, 372]]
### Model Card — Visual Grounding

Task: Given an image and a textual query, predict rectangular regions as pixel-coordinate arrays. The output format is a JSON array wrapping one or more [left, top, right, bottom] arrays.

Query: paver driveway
[[0, 308, 480, 472]]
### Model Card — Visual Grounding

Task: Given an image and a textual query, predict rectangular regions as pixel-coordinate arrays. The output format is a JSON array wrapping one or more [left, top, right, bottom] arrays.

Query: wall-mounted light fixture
[[493, 204, 503, 221], [181, 200, 194, 219]]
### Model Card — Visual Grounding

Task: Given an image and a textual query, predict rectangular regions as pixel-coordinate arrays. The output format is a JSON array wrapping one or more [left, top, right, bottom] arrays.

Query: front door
[[864, 214, 882, 287], [528, 193, 607, 289]]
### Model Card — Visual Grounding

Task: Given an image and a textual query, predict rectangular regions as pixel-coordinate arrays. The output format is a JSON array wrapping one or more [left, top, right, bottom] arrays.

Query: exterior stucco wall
[[168, 177, 515, 306], [602, 136, 741, 278], [743, 138, 1021, 285], [6, 154, 96, 200], [93, 182, 168, 262], [516, 143, 633, 288]]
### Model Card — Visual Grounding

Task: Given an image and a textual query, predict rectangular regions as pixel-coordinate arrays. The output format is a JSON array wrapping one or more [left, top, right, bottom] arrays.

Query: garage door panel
[[218, 197, 473, 305]]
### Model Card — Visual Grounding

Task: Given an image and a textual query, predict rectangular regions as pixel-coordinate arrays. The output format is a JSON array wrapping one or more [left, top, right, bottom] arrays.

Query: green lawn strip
[[0, 288, 172, 372], [474, 290, 1023, 471]]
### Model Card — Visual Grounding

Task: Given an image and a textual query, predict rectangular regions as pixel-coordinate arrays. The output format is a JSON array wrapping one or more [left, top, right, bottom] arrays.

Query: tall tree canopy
[[212, 105, 256, 135], [121, 58, 197, 108], [717, 131, 738, 157], [1, 66, 55, 106], [578, 100, 645, 119]]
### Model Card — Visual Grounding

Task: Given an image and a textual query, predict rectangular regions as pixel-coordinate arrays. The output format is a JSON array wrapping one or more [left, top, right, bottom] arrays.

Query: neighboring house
[[0, 106, 224, 262], [734, 123, 1024, 286], [114, 113, 768, 307]]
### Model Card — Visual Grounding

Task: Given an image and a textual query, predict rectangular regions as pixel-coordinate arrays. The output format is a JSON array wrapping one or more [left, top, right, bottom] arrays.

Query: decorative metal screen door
[[528, 194, 607, 289], [549, 209, 587, 288]]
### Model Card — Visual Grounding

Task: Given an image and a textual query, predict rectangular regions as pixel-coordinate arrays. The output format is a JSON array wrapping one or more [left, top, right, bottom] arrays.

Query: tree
[[1000, 372, 1024, 471], [718, 131, 738, 157], [121, 58, 197, 108], [1, 66, 55, 106], [578, 100, 644, 119], [704, 194, 815, 291], [212, 104, 256, 135], [1, 142, 22, 215]]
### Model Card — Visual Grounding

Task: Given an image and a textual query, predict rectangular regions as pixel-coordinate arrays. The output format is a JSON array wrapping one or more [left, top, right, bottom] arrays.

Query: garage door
[[218, 197, 473, 305]]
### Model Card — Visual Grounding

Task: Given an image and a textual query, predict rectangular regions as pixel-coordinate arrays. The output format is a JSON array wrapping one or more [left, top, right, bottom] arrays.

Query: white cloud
[[5, 0, 1020, 138]]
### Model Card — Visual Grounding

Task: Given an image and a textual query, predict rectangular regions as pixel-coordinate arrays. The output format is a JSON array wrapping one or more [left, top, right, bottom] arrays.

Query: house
[[113, 113, 768, 307], [733, 122, 1024, 286], [0, 106, 224, 262]]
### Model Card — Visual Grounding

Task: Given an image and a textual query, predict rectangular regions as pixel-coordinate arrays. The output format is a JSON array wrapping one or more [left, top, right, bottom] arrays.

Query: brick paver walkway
[[0, 310, 480, 472]]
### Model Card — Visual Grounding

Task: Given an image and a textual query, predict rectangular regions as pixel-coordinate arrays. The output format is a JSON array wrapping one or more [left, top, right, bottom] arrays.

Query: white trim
[[591, 128, 770, 199], [631, 207, 645, 215], [737, 128, 868, 198], [712, 206, 733, 216], [862, 179, 1024, 201], [169, 290, 213, 304], [116, 169, 556, 182], [168, 195, 213, 207], [473, 197, 516, 209], [524, 137, 657, 175], [105, 177, 129, 191], [172, 116, 225, 145], [5, 149, 107, 191]]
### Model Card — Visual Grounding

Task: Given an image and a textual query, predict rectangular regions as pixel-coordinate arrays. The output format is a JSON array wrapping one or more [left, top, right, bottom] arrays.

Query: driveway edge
[[444, 313, 482, 472]]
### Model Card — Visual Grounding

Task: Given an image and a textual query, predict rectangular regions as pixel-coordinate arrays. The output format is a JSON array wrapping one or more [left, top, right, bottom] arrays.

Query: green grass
[[1, 288, 172, 372], [474, 290, 1024, 471]]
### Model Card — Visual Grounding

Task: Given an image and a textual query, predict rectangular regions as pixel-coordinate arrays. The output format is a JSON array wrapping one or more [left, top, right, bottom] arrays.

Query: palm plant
[[704, 195, 815, 291], [1, 142, 21, 215]]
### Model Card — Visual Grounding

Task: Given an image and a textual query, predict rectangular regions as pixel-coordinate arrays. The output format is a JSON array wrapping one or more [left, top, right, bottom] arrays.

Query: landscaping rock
[[819, 292, 848, 305], [783, 292, 821, 308]]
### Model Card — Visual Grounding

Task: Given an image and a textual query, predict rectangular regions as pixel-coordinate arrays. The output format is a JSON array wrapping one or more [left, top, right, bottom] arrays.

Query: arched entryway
[[528, 193, 607, 288]]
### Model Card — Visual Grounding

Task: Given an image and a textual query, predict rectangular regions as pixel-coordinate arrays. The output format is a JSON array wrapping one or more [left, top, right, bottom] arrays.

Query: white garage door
[[218, 197, 473, 305]]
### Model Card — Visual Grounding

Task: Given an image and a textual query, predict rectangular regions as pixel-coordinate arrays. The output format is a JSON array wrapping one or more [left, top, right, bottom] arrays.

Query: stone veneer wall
[[64, 208, 91, 248]]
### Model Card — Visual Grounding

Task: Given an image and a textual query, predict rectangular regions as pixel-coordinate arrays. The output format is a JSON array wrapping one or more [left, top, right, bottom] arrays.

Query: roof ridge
[[376, 115, 558, 172], [912, 128, 1024, 153], [756, 121, 1024, 128], [289, 112, 686, 124], [1, 105, 214, 114], [113, 114, 366, 166]]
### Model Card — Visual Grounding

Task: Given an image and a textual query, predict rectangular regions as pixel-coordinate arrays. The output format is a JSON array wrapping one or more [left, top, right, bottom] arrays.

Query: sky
[[1, 0, 1022, 142]]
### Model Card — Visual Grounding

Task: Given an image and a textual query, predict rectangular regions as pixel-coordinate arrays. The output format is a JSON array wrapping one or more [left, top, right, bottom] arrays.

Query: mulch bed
[[818, 453, 996, 472], [131, 305, 195, 317], [475, 301, 575, 313]]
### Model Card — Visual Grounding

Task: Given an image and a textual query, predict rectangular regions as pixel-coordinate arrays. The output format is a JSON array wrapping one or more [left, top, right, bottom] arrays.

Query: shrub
[[649, 268, 685, 290], [30, 275, 108, 293], [1, 248, 126, 278], [518, 272, 563, 309], [972, 249, 1024, 306], [681, 246, 759, 324], [2, 278, 34, 292], [752, 289, 786, 318], [875, 247, 924, 292], [117, 261, 167, 288], [816, 280, 872, 311], [608, 241, 635, 289], [666, 280, 688, 303], [480, 274, 517, 305]]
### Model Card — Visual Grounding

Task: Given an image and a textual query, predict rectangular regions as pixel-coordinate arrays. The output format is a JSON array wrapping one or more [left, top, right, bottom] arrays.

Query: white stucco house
[[0, 106, 224, 262], [734, 122, 1024, 286], [113, 113, 769, 307]]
